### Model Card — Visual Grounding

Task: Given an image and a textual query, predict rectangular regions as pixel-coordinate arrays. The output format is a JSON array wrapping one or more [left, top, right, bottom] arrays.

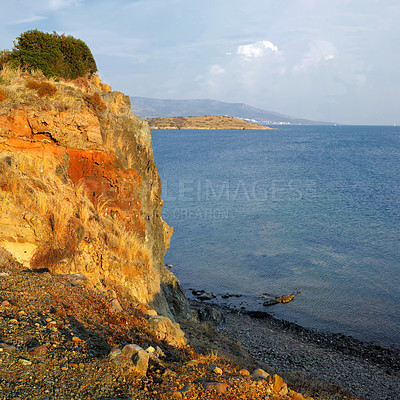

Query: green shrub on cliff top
[[3, 30, 97, 79]]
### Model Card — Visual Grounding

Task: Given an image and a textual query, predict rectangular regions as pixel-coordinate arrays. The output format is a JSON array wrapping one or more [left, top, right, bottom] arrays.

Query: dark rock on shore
[[191, 290, 216, 301], [197, 305, 225, 324]]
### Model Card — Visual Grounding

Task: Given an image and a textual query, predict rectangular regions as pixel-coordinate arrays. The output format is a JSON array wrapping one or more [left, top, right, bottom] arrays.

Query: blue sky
[[1, 0, 399, 124]]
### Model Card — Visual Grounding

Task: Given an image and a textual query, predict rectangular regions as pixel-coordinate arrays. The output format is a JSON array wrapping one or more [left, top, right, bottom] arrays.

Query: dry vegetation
[[0, 64, 104, 113], [25, 79, 57, 97], [0, 151, 150, 273], [84, 91, 107, 112], [0, 88, 6, 101]]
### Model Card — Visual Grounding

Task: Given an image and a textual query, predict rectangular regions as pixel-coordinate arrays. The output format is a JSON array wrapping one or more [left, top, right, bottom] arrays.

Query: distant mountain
[[130, 96, 333, 125]]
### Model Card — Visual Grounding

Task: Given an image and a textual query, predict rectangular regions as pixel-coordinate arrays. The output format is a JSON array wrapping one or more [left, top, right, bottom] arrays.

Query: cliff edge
[[0, 66, 186, 320]]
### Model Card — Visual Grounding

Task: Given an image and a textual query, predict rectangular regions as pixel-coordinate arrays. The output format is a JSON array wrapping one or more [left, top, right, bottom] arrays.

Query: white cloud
[[209, 64, 225, 75], [237, 40, 278, 59], [293, 40, 336, 72], [9, 15, 46, 25], [49, 0, 82, 11]]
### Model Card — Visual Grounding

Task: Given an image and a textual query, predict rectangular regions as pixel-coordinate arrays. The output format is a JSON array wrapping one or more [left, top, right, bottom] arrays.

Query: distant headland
[[147, 115, 275, 130]]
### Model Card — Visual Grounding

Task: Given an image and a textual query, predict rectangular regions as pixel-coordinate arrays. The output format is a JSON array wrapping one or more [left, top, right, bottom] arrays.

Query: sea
[[151, 125, 400, 350]]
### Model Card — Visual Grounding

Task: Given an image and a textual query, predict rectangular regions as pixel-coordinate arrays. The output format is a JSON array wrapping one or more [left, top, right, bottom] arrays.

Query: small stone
[[146, 346, 156, 353], [239, 368, 250, 376], [79, 363, 85, 369], [18, 358, 32, 366], [177, 385, 193, 393], [252, 368, 270, 380], [61, 366, 68, 371], [165, 392, 182, 399], [263, 299, 279, 306], [72, 336, 82, 342], [208, 365, 223, 375], [155, 346, 164, 357], [110, 298, 123, 313], [203, 382, 230, 394], [23, 212, 35, 223], [54, 308, 67, 319], [1, 300, 11, 307], [29, 344, 47, 355], [46, 318, 52, 323], [186, 360, 200, 366], [163, 368, 178, 378], [0, 343, 17, 353], [17, 310, 26, 316], [279, 383, 288, 396], [276, 294, 295, 303], [291, 392, 306, 400], [9, 319, 18, 324], [107, 289, 118, 299], [0, 272, 9, 277], [273, 374, 284, 391], [146, 308, 158, 317]]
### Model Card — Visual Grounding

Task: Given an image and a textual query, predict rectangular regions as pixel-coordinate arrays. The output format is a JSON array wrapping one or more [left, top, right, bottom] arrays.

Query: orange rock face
[[67, 148, 145, 235], [0, 74, 177, 318], [0, 109, 32, 139]]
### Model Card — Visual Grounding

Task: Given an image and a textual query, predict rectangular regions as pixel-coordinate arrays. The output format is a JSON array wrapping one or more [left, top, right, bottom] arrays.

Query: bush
[[26, 80, 57, 97], [9, 30, 97, 79], [0, 50, 11, 70], [84, 92, 107, 112], [0, 89, 6, 102]]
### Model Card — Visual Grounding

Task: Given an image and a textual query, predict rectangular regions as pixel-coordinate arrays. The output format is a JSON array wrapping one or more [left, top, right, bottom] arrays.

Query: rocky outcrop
[[0, 68, 187, 320], [148, 315, 187, 348]]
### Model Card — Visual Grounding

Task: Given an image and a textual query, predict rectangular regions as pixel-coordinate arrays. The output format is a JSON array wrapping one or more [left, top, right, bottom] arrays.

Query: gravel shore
[[217, 306, 400, 400]]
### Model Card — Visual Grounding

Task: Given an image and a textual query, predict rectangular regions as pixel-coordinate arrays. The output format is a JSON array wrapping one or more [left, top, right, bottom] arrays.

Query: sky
[[1, 0, 399, 125]]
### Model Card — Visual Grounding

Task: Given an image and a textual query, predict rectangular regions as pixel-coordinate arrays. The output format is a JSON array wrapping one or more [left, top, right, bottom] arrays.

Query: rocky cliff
[[0, 67, 187, 319]]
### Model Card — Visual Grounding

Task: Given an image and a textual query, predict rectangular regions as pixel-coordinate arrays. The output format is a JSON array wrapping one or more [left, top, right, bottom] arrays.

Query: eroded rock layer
[[0, 69, 186, 318]]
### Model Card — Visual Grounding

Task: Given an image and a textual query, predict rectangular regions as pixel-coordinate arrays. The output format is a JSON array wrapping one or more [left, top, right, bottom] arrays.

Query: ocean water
[[151, 126, 400, 349]]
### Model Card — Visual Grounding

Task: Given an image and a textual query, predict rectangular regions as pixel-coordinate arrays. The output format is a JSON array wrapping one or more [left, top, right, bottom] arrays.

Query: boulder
[[131, 350, 150, 377], [197, 305, 225, 324], [109, 344, 149, 377], [273, 374, 285, 392], [252, 368, 270, 380], [148, 315, 187, 347]]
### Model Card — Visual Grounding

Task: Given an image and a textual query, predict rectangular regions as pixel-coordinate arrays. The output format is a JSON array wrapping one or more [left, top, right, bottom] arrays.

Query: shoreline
[[186, 299, 400, 399], [186, 288, 400, 351]]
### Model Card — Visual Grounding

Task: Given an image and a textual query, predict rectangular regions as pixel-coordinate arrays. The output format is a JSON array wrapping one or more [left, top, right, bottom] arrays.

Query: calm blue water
[[151, 126, 400, 349]]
